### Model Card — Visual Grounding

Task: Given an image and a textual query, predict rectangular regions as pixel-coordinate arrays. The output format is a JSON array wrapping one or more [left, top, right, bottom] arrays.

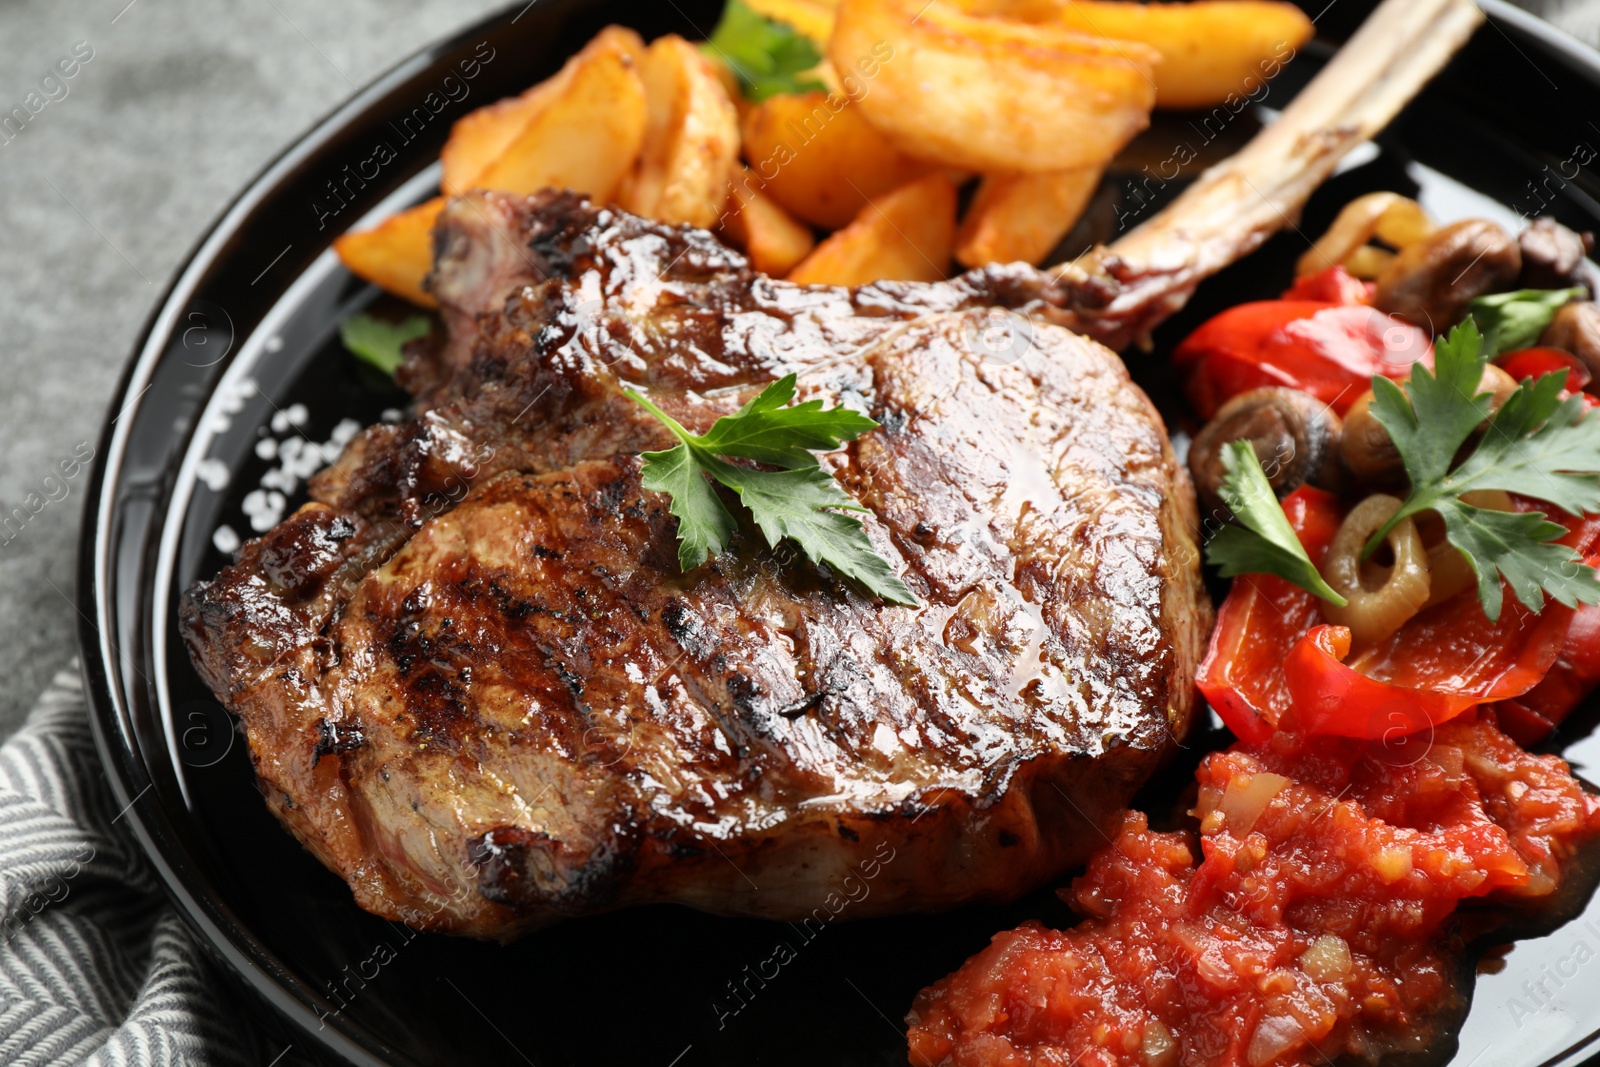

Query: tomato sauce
[[907, 720, 1600, 1067]]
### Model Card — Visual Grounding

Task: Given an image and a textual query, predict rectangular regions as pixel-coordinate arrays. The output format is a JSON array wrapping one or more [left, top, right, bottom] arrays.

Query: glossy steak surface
[[180, 191, 1210, 938]]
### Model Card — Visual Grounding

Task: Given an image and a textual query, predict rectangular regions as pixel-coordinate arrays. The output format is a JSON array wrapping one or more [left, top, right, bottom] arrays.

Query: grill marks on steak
[[181, 190, 1209, 937]]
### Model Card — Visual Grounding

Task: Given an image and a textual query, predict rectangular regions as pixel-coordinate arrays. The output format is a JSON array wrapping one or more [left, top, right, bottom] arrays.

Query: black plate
[[78, 2, 1600, 1064]]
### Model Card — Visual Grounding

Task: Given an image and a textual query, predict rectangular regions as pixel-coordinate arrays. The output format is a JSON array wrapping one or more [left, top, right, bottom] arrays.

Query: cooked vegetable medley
[[912, 199, 1600, 1067]]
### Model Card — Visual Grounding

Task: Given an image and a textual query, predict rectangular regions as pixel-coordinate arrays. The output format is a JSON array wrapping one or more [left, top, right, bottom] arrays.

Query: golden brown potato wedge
[[705, 52, 745, 106], [333, 197, 445, 308], [787, 172, 956, 285], [440, 92, 553, 197], [720, 167, 817, 276], [946, 0, 1068, 17], [955, 167, 1102, 268], [471, 40, 648, 201], [828, 0, 1159, 172], [439, 26, 644, 197], [740, 91, 930, 230], [618, 35, 742, 228], [1054, 1, 1313, 110]]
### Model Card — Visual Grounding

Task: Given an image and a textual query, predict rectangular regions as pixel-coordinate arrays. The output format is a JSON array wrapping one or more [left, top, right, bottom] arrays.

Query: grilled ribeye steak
[[182, 190, 1210, 938]]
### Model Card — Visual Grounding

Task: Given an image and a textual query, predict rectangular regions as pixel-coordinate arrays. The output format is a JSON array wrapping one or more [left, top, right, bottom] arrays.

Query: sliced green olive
[[1319, 494, 1431, 648]]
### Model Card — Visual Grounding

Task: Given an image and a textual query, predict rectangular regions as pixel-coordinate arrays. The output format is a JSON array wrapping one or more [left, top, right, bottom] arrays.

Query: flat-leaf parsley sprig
[[626, 374, 918, 606], [1469, 287, 1586, 357], [1362, 319, 1600, 619], [341, 312, 431, 377], [1206, 440, 1348, 606], [701, 0, 826, 101]]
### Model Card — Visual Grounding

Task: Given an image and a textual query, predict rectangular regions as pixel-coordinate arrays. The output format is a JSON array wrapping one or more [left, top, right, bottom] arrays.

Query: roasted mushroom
[[1340, 365, 1516, 487], [1541, 301, 1600, 385], [1188, 387, 1342, 516], [1373, 218, 1521, 330], [1518, 217, 1596, 293], [1340, 390, 1404, 486]]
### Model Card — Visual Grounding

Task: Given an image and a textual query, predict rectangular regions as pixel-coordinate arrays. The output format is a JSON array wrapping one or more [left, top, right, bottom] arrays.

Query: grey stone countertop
[[0, 0, 1596, 740]]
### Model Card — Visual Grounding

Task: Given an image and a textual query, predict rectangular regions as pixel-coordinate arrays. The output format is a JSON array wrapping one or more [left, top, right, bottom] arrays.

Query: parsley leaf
[[701, 0, 826, 101], [1365, 319, 1600, 620], [1469, 287, 1585, 357], [638, 439, 739, 571], [708, 461, 915, 599], [1421, 502, 1596, 621], [697, 374, 879, 467], [1366, 320, 1495, 493], [1204, 441, 1348, 605], [627, 375, 917, 606], [340, 312, 430, 377]]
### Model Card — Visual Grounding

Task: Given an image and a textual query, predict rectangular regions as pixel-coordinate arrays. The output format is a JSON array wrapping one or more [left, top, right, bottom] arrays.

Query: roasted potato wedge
[[720, 167, 817, 275], [471, 40, 648, 201], [439, 27, 645, 197], [829, 0, 1159, 172], [741, 91, 930, 229], [705, 52, 745, 108], [440, 90, 558, 198], [787, 172, 956, 285], [333, 197, 445, 308], [1055, 1, 1312, 110], [618, 35, 742, 228], [945, 0, 1070, 18], [956, 167, 1102, 268]]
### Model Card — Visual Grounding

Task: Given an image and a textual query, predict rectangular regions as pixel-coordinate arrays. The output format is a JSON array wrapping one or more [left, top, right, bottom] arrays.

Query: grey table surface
[[0, 0, 1595, 743]]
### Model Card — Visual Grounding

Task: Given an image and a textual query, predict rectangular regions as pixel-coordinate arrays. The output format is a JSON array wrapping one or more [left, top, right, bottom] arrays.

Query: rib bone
[[1048, 0, 1484, 349]]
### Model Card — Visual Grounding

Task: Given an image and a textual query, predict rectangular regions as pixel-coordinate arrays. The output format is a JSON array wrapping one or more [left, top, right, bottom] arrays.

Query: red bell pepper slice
[[1284, 586, 1572, 737], [1492, 606, 1600, 746], [1175, 302, 1432, 420], [1280, 265, 1375, 305], [1195, 487, 1344, 742], [1488, 511, 1600, 744], [1285, 625, 1480, 738], [1496, 347, 1592, 393]]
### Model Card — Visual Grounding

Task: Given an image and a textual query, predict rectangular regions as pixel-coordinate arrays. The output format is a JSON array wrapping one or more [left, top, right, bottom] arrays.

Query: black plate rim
[[76, 4, 533, 1064], [73, 3, 1600, 1065]]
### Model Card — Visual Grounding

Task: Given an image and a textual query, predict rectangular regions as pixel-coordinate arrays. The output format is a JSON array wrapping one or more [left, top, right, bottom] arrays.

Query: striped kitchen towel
[[0, 665, 266, 1066]]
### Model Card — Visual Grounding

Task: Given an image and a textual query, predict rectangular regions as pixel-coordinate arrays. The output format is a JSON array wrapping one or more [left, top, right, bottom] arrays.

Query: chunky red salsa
[[907, 721, 1600, 1067]]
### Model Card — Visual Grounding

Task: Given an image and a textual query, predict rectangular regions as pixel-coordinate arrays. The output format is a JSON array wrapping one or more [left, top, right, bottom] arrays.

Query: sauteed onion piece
[[1295, 192, 1433, 278]]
